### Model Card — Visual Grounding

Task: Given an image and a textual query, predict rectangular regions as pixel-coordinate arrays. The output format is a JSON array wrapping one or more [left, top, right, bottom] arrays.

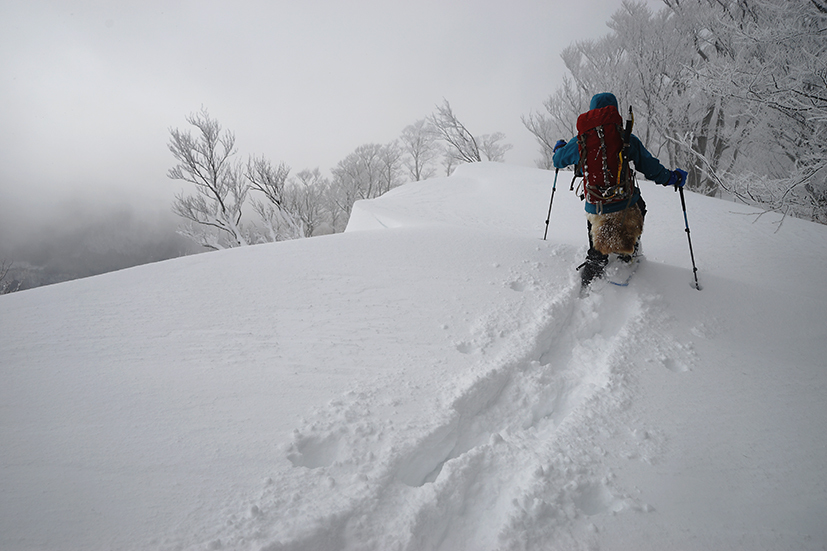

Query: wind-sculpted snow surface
[[2, 163, 826, 550], [190, 260, 690, 551]]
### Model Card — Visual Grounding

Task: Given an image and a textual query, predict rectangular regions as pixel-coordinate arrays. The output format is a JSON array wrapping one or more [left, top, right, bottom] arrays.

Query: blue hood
[[589, 93, 618, 110]]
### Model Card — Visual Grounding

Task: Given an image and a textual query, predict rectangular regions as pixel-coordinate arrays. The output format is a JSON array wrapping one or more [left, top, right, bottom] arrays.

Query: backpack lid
[[577, 105, 622, 135]]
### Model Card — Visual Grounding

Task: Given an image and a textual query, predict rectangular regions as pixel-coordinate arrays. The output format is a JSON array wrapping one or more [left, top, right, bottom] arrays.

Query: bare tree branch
[[167, 108, 249, 249], [428, 99, 482, 163]]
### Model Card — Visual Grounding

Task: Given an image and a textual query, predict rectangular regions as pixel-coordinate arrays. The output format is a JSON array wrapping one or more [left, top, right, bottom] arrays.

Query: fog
[[0, 0, 664, 290], [0, 196, 198, 291]]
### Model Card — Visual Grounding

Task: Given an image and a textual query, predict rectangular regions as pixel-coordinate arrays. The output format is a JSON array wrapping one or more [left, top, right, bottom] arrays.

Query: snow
[[2, 162, 826, 550]]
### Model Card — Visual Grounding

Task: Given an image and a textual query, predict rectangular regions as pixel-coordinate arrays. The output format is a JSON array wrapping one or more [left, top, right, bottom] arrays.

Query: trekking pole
[[543, 168, 559, 240], [679, 186, 702, 290]]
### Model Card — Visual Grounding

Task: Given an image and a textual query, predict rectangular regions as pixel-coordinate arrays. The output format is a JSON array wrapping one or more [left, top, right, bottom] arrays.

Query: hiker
[[552, 92, 687, 289]]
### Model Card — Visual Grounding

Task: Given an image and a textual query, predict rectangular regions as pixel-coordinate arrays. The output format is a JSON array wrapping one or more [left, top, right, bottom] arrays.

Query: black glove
[[553, 139, 567, 153]]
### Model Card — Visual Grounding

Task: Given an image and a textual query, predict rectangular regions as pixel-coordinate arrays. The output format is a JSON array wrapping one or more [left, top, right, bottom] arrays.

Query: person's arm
[[629, 135, 671, 184], [552, 137, 579, 169]]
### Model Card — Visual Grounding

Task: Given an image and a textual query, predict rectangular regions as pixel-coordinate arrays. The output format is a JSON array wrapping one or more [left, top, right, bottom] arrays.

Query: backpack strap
[[595, 125, 613, 194], [617, 106, 634, 190]]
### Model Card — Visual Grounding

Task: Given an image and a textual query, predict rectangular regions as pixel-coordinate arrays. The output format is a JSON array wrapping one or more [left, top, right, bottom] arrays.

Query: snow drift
[[2, 163, 826, 550]]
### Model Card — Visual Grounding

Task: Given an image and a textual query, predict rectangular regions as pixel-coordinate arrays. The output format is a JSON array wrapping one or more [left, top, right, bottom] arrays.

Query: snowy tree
[[441, 145, 461, 176], [478, 132, 513, 162], [400, 119, 439, 181], [329, 143, 387, 223], [429, 100, 482, 164], [168, 109, 306, 248], [246, 157, 303, 242], [679, 0, 827, 221], [326, 142, 406, 229], [287, 169, 330, 237], [607, 1, 734, 195], [0, 259, 14, 294], [523, 15, 634, 170], [167, 109, 250, 250], [528, 1, 744, 196], [522, 112, 557, 170], [522, 78, 590, 169], [378, 141, 405, 193], [429, 99, 512, 168], [246, 156, 290, 210]]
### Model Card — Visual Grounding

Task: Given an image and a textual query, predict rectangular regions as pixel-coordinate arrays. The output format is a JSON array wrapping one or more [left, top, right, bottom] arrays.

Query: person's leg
[[633, 196, 646, 256], [618, 197, 647, 263], [581, 220, 608, 287]]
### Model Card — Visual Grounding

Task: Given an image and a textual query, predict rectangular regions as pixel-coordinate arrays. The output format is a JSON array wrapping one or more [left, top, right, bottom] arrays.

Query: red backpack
[[576, 104, 635, 211]]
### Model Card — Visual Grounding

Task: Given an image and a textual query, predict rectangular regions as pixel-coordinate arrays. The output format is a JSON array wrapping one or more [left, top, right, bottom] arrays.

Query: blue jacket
[[552, 93, 671, 213]]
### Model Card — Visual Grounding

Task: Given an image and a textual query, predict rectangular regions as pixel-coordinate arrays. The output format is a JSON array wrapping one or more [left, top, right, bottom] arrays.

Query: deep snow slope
[[1, 163, 826, 551]]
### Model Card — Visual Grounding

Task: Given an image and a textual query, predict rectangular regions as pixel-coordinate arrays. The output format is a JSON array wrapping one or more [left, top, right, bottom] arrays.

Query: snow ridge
[[6, 163, 826, 550]]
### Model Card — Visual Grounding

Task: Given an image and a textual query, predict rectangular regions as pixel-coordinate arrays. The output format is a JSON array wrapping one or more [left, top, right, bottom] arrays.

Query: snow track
[[5, 164, 826, 550], [191, 254, 680, 551]]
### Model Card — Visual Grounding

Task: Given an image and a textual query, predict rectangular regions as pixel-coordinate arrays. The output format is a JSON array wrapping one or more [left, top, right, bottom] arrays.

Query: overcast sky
[[0, 0, 663, 242]]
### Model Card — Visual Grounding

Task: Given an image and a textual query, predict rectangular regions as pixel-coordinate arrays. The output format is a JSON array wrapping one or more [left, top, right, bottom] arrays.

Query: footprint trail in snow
[[188, 249, 696, 551]]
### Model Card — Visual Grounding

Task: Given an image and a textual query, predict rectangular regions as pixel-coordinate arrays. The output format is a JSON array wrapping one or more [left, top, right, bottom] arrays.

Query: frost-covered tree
[[329, 143, 388, 223], [400, 119, 439, 181], [532, 0, 827, 221], [478, 132, 513, 162], [440, 145, 460, 176], [246, 156, 290, 209], [607, 1, 734, 195], [522, 79, 589, 169], [523, 13, 633, 171], [246, 157, 303, 242], [680, 0, 827, 221], [429, 100, 482, 164], [168, 109, 250, 250], [287, 168, 329, 237], [0, 259, 14, 294], [168, 109, 305, 248], [529, 1, 746, 196], [429, 99, 512, 168], [379, 140, 405, 193]]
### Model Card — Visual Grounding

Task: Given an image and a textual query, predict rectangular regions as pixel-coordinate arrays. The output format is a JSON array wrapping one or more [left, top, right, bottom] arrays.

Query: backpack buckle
[[602, 185, 627, 200]]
